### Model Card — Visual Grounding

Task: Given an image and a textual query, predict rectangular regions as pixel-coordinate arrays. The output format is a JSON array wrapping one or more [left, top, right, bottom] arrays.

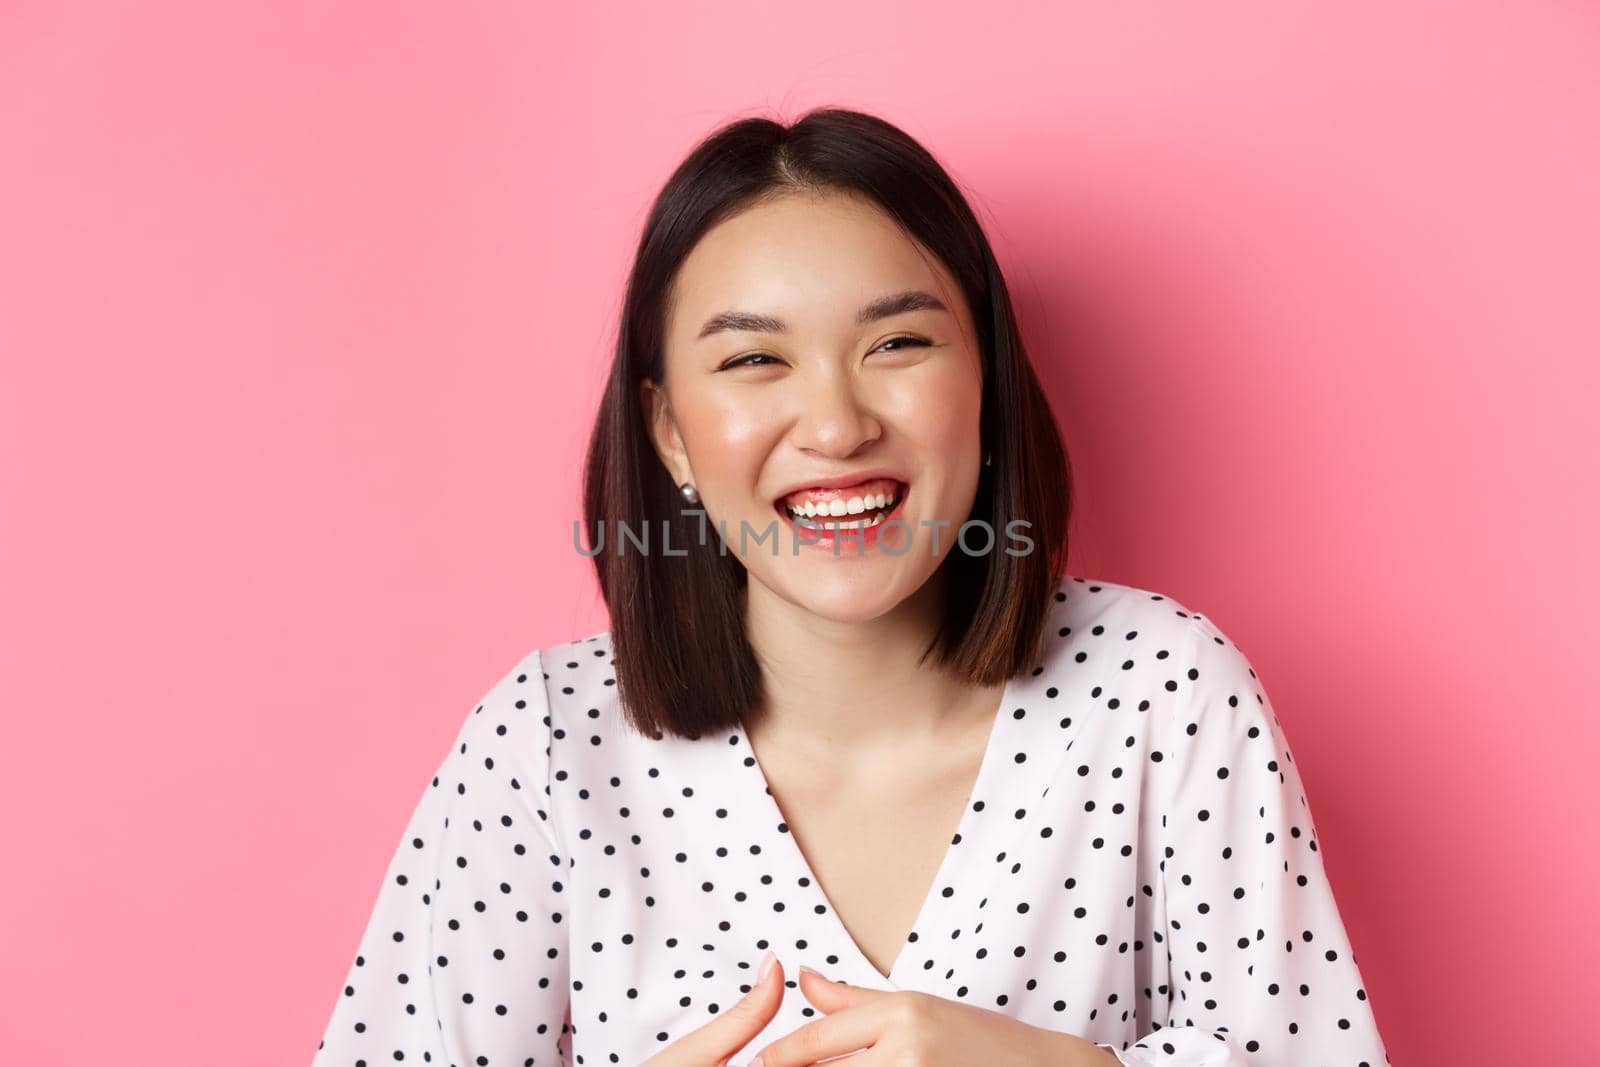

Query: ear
[[639, 377, 691, 486]]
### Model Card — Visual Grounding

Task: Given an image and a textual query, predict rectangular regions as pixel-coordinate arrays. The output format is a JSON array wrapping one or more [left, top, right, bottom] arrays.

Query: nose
[[790, 370, 883, 460]]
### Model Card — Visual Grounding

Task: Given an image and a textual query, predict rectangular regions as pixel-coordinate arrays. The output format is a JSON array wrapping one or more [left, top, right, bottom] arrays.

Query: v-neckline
[[729, 671, 1020, 989]]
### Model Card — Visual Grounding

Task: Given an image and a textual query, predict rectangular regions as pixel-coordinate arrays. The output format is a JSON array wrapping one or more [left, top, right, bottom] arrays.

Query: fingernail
[[756, 949, 776, 985], [798, 964, 828, 981], [748, 1058, 764, 1067]]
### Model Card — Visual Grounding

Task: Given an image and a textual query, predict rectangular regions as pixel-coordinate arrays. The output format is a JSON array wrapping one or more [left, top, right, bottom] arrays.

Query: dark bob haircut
[[582, 106, 1072, 742]]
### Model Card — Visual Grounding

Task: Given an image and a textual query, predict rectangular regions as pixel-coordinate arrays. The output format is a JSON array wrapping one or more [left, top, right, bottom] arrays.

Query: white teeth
[[782, 487, 901, 528], [786, 510, 888, 531]]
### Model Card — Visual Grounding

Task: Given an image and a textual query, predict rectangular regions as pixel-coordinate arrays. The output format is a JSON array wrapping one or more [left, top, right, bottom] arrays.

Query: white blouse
[[311, 573, 1390, 1066]]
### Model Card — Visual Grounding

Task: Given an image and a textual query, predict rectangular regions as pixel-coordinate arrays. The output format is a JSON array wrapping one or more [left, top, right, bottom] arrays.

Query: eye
[[874, 334, 931, 354], [716, 352, 781, 371], [716, 335, 930, 372]]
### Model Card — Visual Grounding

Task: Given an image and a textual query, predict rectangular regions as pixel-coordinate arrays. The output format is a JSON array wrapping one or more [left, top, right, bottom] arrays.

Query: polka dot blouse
[[312, 573, 1390, 1066]]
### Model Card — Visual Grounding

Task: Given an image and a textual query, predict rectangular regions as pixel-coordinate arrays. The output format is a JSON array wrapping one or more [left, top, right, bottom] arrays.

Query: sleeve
[[310, 647, 573, 1067], [1094, 615, 1390, 1067]]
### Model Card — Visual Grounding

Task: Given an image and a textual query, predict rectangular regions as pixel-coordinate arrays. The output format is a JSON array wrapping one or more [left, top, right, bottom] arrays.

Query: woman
[[311, 108, 1389, 1067]]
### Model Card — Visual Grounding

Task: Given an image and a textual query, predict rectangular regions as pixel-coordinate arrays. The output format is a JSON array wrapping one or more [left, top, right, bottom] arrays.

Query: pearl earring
[[984, 451, 992, 467], [678, 481, 701, 505]]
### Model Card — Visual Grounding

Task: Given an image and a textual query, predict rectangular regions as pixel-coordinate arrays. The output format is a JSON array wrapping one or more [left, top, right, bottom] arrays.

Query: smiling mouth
[[772, 481, 908, 531]]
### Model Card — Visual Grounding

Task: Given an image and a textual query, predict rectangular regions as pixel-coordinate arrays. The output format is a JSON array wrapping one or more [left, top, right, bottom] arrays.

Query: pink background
[[2, 2, 1595, 1064]]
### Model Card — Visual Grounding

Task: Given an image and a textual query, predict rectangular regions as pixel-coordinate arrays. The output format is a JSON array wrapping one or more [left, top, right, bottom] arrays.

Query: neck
[[740, 569, 1003, 766]]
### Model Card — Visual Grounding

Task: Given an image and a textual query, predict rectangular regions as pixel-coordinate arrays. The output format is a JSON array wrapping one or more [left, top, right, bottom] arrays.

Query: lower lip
[[773, 488, 910, 554]]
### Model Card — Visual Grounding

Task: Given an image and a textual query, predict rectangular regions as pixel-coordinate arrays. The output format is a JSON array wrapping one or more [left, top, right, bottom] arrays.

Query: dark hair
[[581, 106, 1072, 741]]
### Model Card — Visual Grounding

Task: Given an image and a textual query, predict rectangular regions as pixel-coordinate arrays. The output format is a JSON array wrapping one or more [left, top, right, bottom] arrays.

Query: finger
[[666, 952, 786, 1065], [793, 966, 880, 1015], [747, 990, 900, 1067]]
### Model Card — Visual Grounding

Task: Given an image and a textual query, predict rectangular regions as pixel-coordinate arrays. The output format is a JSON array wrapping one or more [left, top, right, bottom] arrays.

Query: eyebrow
[[695, 289, 949, 340]]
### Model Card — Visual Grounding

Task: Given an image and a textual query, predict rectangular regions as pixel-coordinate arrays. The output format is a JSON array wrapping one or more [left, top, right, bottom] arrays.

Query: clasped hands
[[641, 953, 1124, 1067]]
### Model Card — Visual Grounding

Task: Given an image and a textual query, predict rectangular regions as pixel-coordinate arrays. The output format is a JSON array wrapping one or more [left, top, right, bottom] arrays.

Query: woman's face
[[644, 188, 985, 624]]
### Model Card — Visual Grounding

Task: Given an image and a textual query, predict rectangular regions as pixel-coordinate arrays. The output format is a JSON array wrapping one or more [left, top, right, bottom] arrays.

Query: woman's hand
[[744, 966, 1122, 1067], [638, 951, 788, 1067]]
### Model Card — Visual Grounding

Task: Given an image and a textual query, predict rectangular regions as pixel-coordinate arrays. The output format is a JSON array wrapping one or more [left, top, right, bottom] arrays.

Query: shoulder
[[1041, 573, 1265, 719], [528, 628, 618, 723], [445, 645, 550, 744], [533, 628, 617, 695], [1051, 577, 1281, 748], [496, 629, 632, 757], [1042, 572, 1214, 664], [439, 633, 616, 847], [444, 628, 614, 770], [474, 630, 618, 709]]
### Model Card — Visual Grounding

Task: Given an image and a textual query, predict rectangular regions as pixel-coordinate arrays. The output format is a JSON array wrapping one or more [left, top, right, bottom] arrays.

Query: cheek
[[676, 393, 774, 479], [881, 358, 983, 449]]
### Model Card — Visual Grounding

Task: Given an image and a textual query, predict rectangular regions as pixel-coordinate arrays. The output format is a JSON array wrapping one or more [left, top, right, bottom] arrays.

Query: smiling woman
[[601, 112, 1072, 745], [311, 108, 1390, 1067]]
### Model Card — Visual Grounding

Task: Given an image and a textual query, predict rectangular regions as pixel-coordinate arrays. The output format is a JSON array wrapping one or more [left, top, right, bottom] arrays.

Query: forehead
[[664, 190, 964, 341]]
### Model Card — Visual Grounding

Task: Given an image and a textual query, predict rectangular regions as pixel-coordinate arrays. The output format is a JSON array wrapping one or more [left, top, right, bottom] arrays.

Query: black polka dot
[[313, 573, 1388, 1066]]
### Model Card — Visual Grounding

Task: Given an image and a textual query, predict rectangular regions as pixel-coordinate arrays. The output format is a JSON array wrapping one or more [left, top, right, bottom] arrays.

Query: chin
[[773, 563, 912, 621], [788, 591, 900, 625]]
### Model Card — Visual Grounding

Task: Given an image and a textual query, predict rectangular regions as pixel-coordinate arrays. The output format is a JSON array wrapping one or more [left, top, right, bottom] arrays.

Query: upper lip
[[771, 469, 909, 501]]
